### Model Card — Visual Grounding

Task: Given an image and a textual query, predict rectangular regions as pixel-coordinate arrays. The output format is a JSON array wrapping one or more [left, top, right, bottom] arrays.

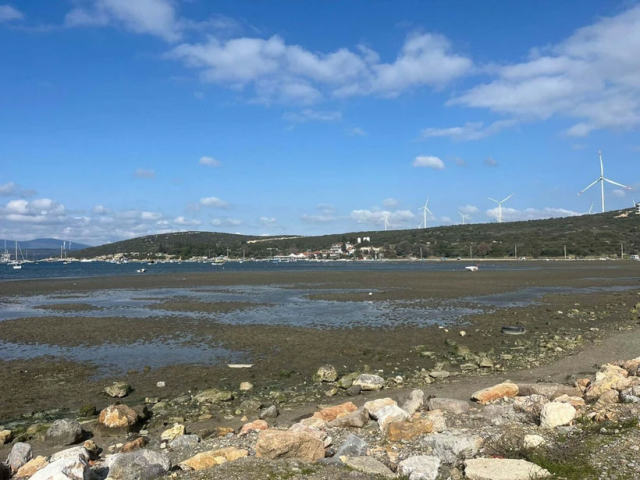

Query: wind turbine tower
[[383, 213, 390, 231], [459, 212, 470, 224], [578, 151, 632, 213], [488, 194, 514, 223], [418, 198, 433, 229]]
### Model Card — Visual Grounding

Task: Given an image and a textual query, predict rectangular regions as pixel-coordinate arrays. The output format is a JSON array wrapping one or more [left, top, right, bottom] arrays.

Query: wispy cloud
[[0, 4, 23, 22], [199, 156, 222, 167], [422, 120, 516, 141], [350, 208, 415, 228], [486, 207, 580, 222], [282, 109, 342, 123], [383, 198, 399, 208], [134, 168, 156, 179], [345, 126, 367, 136], [412, 156, 445, 169], [199, 197, 229, 208], [259, 216, 277, 226], [484, 157, 498, 167]]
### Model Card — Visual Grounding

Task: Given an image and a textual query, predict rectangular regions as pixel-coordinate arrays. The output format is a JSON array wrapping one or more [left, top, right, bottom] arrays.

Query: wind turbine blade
[[426, 208, 433, 215], [501, 193, 514, 203], [603, 178, 632, 189], [578, 178, 600, 195], [599, 151, 604, 177], [488, 198, 499, 203]]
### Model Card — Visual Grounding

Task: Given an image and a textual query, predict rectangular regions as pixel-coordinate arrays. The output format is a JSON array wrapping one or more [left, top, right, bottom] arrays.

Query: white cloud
[[612, 189, 626, 198], [168, 32, 471, 104], [421, 120, 517, 142], [134, 168, 156, 179], [93, 205, 110, 215], [282, 109, 342, 123], [383, 198, 399, 208], [450, 5, 640, 137], [199, 156, 222, 167], [345, 127, 367, 136], [350, 209, 415, 228], [174, 216, 201, 226], [259, 216, 277, 226], [486, 207, 580, 222], [316, 204, 335, 214], [459, 205, 479, 215], [199, 196, 229, 208], [0, 182, 16, 196], [484, 157, 498, 167], [65, 0, 181, 42], [300, 213, 337, 224], [412, 156, 445, 169], [211, 218, 242, 226], [0, 198, 66, 224], [0, 5, 22, 22], [140, 211, 162, 220]]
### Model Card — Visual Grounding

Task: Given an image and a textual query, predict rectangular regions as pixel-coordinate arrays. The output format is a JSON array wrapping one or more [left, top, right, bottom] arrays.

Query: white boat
[[12, 264, 22, 270], [136, 268, 146, 273], [465, 265, 479, 272]]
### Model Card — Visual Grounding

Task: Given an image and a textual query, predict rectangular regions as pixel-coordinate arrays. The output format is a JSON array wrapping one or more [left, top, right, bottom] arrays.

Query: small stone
[[103, 382, 132, 398], [459, 331, 467, 337], [339, 456, 394, 479], [179, 447, 248, 471], [325, 387, 338, 397], [429, 370, 450, 380], [387, 418, 434, 442], [255, 430, 325, 462], [315, 364, 338, 382], [120, 437, 148, 453], [464, 458, 550, 479], [15, 456, 48, 479], [540, 402, 576, 429], [353, 373, 385, 391], [523, 434, 545, 449], [160, 423, 185, 441], [0, 430, 12, 445], [169, 434, 200, 448], [312, 402, 357, 422], [376, 404, 410, 431], [346, 385, 362, 396], [335, 434, 368, 457], [259, 405, 279, 419], [7, 442, 32, 473], [423, 432, 483, 465], [239, 420, 269, 436], [96, 404, 139, 435], [363, 398, 397, 419], [327, 408, 369, 428], [239, 381, 253, 392], [471, 382, 519, 405], [44, 419, 83, 446], [156, 381, 166, 388], [194, 388, 233, 403], [337, 372, 359, 389], [398, 455, 441, 480]]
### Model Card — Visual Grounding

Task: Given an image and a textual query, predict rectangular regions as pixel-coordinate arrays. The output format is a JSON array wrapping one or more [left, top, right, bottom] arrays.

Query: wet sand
[[0, 262, 639, 421]]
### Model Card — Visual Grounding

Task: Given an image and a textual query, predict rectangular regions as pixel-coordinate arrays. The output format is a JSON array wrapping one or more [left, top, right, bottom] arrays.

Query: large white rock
[[400, 389, 425, 415], [30, 457, 91, 480], [523, 434, 546, 449], [540, 402, 576, 429], [49, 447, 90, 463], [423, 432, 483, 464], [464, 458, 550, 480], [353, 374, 385, 391], [397, 455, 441, 480], [363, 398, 397, 419], [339, 456, 394, 478]]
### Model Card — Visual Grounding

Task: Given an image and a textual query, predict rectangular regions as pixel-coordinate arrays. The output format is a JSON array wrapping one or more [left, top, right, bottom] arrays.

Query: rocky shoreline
[[3, 345, 640, 479]]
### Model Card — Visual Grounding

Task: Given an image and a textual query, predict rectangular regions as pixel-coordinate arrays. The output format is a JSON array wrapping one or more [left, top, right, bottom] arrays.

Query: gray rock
[[45, 419, 83, 446], [423, 432, 483, 465], [194, 388, 233, 403], [340, 456, 394, 478], [376, 404, 410, 431], [517, 383, 580, 399], [427, 397, 470, 414], [398, 455, 441, 480], [477, 405, 519, 426], [429, 370, 450, 380], [353, 374, 385, 391], [239, 399, 263, 412], [335, 434, 368, 457], [346, 385, 362, 396], [316, 365, 338, 382], [169, 434, 201, 448], [327, 408, 369, 428], [6, 442, 32, 472], [338, 372, 359, 389], [259, 405, 279, 419], [30, 457, 91, 480], [106, 450, 171, 480], [103, 382, 132, 398], [400, 389, 425, 415]]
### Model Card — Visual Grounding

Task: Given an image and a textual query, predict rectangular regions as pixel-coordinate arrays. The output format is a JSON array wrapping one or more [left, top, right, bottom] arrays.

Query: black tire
[[501, 325, 526, 335]]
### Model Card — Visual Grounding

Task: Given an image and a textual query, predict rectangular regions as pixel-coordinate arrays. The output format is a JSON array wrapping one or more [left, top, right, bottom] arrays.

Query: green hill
[[76, 208, 640, 259]]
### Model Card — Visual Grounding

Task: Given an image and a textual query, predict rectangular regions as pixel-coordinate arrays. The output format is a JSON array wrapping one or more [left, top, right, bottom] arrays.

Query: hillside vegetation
[[76, 209, 640, 259]]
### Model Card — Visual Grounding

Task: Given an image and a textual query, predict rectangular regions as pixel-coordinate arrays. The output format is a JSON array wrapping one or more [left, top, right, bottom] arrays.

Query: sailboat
[[10, 241, 23, 269]]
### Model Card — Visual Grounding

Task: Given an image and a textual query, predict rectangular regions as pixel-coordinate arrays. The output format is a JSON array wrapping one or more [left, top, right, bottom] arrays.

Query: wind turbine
[[383, 213, 390, 231], [578, 150, 632, 213], [418, 198, 433, 229], [459, 212, 470, 224], [488, 194, 514, 223], [582, 202, 594, 215]]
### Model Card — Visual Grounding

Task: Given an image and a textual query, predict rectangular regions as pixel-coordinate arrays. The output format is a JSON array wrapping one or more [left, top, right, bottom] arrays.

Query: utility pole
[[420, 246, 423, 260], [564, 245, 567, 260], [267, 247, 275, 260], [514, 245, 517, 259], [469, 245, 472, 259], [621, 243, 624, 260]]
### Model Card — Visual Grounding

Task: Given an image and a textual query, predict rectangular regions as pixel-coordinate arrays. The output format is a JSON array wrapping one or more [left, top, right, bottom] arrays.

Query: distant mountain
[[2, 238, 92, 260], [76, 208, 640, 259]]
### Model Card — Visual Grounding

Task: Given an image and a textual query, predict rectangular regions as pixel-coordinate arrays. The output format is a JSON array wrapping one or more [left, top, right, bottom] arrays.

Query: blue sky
[[1, 1, 640, 245]]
